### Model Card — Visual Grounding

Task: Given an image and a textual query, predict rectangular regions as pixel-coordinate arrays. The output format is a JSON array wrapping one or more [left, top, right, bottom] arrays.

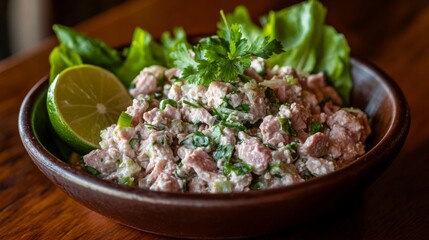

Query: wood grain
[[1, 0, 428, 239]]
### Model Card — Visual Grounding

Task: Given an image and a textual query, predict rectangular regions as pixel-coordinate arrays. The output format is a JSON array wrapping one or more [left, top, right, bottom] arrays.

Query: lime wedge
[[47, 64, 132, 154]]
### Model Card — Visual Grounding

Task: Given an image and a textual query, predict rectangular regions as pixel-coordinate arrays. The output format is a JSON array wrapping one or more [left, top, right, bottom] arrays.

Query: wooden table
[[1, 0, 428, 239]]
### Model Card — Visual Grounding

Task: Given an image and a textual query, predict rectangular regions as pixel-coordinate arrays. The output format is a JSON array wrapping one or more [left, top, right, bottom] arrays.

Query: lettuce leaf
[[115, 27, 190, 87], [221, 0, 353, 104], [264, 0, 326, 74], [161, 27, 190, 68], [49, 44, 82, 83], [314, 26, 352, 103], [263, 0, 352, 103], [53, 24, 121, 69], [114, 28, 163, 87]]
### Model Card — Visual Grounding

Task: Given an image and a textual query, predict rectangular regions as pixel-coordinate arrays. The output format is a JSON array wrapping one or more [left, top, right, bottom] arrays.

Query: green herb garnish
[[212, 180, 233, 193], [180, 131, 211, 148], [223, 160, 253, 176], [129, 138, 139, 149], [219, 120, 246, 131], [117, 112, 133, 129], [144, 123, 166, 130], [160, 99, 177, 110], [117, 176, 135, 186], [182, 100, 201, 108], [279, 118, 297, 137], [213, 144, 234, 162], [309, 121, 322, 135], [170, 11, 283, 86]]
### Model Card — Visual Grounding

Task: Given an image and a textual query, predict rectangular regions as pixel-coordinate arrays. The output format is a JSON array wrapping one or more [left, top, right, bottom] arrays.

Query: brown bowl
[[18, 57, 410, 239]]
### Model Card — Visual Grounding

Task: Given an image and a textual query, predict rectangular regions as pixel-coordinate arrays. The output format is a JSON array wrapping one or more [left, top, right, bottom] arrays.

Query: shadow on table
[[252, 195, 365, 240]]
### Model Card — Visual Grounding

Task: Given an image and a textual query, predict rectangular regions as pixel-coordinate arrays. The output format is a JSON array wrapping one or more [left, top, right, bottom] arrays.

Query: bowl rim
[[18, 56, 410, 207]]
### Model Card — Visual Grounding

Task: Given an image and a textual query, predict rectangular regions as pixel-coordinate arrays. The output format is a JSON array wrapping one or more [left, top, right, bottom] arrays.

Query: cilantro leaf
[[249, 36, 284, 59], [161, 27, 190, 68], [170, 11, 283, 86], [171, 43, 198, 71]]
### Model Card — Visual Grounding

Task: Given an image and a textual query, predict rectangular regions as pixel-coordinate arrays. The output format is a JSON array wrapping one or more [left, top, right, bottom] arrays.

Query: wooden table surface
[[1, 0, 428, 239]]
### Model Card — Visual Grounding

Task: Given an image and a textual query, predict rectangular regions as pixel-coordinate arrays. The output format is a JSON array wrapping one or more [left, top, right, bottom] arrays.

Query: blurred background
[[0, 0, 425, 62], [0, 0, 126, 60]]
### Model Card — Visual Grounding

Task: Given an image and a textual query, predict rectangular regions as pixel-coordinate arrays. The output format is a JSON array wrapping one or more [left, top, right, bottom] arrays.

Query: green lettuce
[[264, 0, 326, 74], [221, 0, 353, 104], [161, 27, 190, 68], [49, 44, 82, 83], [314, 26, 352, 103], [53, 24, 121, 69], [114, 28, 163, 87], [115, 27, 190, 87]]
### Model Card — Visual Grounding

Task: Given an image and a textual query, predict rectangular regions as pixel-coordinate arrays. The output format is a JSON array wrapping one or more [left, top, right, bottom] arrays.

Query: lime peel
[[47, 64, 132, 154]]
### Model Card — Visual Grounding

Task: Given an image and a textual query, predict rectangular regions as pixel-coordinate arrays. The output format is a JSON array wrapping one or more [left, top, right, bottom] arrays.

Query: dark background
[[0, 0, 126, 60]]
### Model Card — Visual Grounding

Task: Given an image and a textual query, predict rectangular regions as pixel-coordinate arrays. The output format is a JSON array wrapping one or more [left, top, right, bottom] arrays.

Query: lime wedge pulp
[[47, 64, 132, 154]]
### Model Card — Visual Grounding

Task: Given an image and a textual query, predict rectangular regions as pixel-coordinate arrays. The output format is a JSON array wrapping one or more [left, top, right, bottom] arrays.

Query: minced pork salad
[[83, 61, 371, 193], [45, 1, 372, 193]]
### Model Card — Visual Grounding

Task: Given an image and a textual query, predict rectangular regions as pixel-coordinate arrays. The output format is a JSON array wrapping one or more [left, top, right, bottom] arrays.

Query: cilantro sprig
[[171, 11, 283, 86]]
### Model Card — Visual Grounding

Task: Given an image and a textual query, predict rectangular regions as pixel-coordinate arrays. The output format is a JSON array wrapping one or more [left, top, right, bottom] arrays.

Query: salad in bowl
[[46, 0, 371, 194], [19, 0, 410, 237]]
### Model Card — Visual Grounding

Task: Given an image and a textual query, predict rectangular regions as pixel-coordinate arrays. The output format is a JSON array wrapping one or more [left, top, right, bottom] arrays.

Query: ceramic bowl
[[18, 57, 410, 238]]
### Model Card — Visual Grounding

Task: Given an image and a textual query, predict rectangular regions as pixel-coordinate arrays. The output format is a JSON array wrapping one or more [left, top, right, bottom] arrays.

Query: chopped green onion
[[212, 180, 233, 193], [285, 142, 300, 163], [285, 142, 298, 153], [219, 97, 233, 109], [84, 165, 100, 176], [156, 74, 166, 87], [219, 120, 246, 131], [117, 176, 135, 186], [284, 75, 298, 85], [117, 112, 133, 129], [223, 160, 253, 176], [182, 100, 200, 108], [250, 178, 265, 190], [236, 103, 250, 112], [309, 121, 322, 135], [279, 118, 297, 137], [211, 125, 223, 144], [144, 123, 166, 130], [268, 162, 283, 178], [213, 144, 234, 162], [160, 99, 177, 110], [129, 138, 139, 149], [193, 131, 210, 147], [180, 131, 211, 148]]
